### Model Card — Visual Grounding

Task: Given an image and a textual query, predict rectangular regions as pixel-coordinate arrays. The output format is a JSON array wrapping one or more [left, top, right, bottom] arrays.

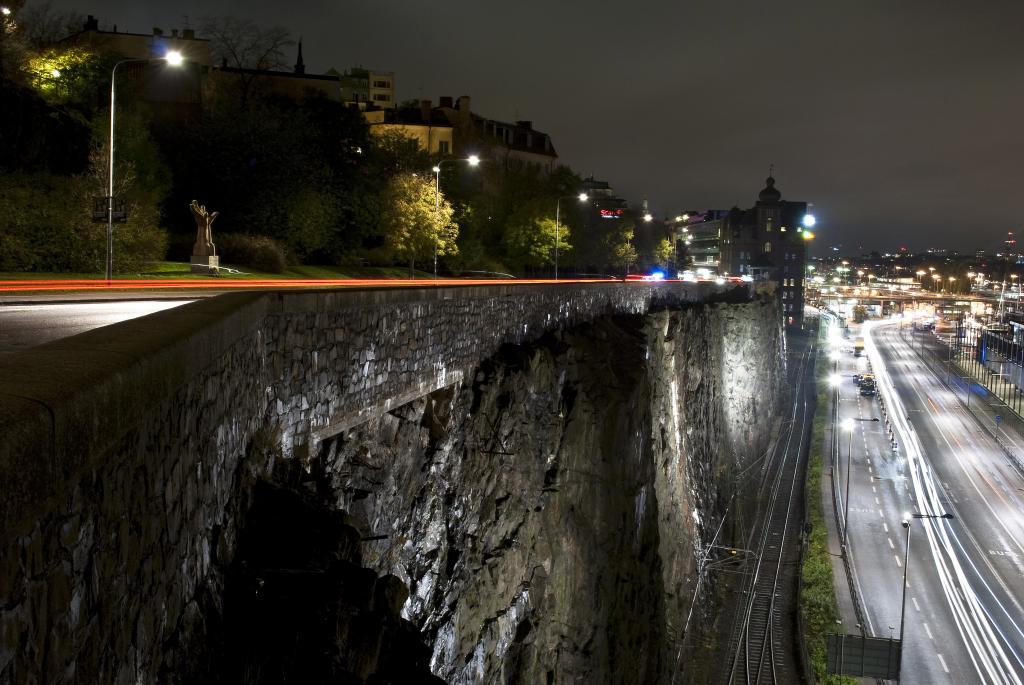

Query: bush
[[215, 233, 288, 273], [0, 171, 165, 273]]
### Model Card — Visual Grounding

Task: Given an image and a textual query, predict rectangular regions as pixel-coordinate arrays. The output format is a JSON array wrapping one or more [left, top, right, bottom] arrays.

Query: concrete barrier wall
[[0, 281, 748, 683]]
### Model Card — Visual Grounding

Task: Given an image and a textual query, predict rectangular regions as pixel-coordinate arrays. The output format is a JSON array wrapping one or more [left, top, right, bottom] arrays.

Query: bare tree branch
[[201, 16, 293, 70]]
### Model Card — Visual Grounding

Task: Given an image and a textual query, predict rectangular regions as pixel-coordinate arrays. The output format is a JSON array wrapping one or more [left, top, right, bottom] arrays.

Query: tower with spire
[[293, 39, 305, 75]]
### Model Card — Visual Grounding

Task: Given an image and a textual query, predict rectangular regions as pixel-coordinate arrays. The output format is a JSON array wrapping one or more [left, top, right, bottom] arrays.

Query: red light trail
[[0, 277, 628, 294]]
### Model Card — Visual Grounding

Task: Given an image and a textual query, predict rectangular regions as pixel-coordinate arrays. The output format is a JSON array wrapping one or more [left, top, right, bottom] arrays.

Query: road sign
[[826, 633, 901, 680], [92, 196, 128, 223]]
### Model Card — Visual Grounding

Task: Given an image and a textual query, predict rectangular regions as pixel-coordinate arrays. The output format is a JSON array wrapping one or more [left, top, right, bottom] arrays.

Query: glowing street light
[[0, 6, 10, 16], [432, 155, 482, 277], [828, 373, 841, 387], [803, 213, 816, 228], [106, 50, 185, 282], [899, 512, 955, 676], [643, 213, 654, 223], [554, 193, 589, 280]]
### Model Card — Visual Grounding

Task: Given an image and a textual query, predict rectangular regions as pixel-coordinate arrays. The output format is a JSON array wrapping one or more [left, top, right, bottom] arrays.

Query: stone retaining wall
[[0, 282, 750, 683]]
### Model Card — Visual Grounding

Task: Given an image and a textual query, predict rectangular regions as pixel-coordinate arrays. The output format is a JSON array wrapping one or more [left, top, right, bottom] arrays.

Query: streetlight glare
[[643, 213, 653, 222], [841, 418, 856, 432], [578, 193, 588, 202], [1, 6, 10, 15], [828, 374, 841, 387], [467, 155, 481, 166], [432, 166, 440, 173], [803, 213, 816, 227], [165, 50, 185, 66]]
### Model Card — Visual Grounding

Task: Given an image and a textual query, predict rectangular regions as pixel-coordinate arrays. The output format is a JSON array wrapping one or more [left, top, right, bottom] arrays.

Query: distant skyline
[[42, 0, 1024, 256]]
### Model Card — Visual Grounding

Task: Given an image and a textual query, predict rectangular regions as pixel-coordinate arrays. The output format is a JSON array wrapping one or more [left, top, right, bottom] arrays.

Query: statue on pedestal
[[189, 200, 220, 274]]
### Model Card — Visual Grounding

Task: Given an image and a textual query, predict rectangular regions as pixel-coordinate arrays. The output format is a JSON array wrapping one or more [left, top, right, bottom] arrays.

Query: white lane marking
[[925, 622, 934, 640], [876, 496, 881, 505], [879, 509, 885, 519], [889, 537, 895, 549], [873, 485, 877, 493], [895, 554, 903, 568], [884, 522, 889, 533], [913, 597, 921, 611], [938, 653, 950, 673]]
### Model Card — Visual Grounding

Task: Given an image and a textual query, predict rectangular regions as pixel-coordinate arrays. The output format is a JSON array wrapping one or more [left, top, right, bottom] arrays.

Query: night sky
[[45, 0, 1024, 255]]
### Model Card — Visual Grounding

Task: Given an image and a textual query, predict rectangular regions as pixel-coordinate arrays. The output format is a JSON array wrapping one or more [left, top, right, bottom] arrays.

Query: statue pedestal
[[190, 255, 219, 275]]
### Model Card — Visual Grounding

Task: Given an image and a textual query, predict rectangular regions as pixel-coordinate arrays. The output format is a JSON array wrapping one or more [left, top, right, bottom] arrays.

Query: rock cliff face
[[269, 298, 784, 683], [0, 290, 781, 685]]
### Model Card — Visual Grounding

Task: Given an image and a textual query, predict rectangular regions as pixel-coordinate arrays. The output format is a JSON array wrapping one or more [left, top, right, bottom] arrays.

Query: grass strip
[[800, 342, 856, 684]]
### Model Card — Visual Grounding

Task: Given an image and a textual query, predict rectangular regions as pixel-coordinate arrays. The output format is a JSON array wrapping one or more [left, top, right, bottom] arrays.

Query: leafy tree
[[379, 173, 457, 271], [606, 224, 638, 275], [502, 213, 570, 272], [651, 237, 674, 268]]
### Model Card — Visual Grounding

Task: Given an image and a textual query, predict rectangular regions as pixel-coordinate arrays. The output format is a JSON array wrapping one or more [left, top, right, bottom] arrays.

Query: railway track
[[722, 337, 816, 685]]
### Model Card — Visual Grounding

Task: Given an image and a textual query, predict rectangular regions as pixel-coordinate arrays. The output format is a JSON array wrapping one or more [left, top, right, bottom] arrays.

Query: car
[[853, 373, 863, 384], [860, 383, 877, 397]]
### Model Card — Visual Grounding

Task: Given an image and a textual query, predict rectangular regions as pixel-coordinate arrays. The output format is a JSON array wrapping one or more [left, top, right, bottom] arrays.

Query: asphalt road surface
[[834, 320, 1024, 684], [0, 300, 194, 355]]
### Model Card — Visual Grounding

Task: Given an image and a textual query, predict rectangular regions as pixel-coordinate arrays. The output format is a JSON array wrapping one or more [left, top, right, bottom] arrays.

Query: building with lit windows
[[717, 176, 813, 327]]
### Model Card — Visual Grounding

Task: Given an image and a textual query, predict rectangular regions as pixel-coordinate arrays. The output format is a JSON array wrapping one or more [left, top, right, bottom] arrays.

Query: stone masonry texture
[[0, 282, 782, 683]]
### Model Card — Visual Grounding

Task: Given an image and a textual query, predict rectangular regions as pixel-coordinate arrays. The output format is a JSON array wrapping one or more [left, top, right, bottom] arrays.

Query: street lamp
[[106, 51, 184, 282], [842, 418, 856, 543], [432, 155, 480, 278], [899, 512, 955, 677], [643, 213, 654, 223], [554, 193, 588, 280]]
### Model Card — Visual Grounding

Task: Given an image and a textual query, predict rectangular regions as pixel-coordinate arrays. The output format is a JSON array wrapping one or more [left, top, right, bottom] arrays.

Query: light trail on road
[[865, 319, 1024, 685], [0, 277, 621, 294]]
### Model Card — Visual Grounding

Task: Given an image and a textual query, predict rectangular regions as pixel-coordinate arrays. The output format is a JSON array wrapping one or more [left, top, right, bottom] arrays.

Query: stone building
[[435, 96, 558, 173], [333, 66, 396, 109], [718, 176, 811, 327], [364, 101, 454, 155], [63, 15, 213, 66]]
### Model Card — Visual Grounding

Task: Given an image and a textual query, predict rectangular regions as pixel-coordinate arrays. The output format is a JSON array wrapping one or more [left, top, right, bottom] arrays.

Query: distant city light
[[467, 155, 481, 166], [51, 69, 60, 77], [802, 231, 815, 241], [643, 213, 654, 222], [578, 193, 589, 202], [803, 213, 816, 227]]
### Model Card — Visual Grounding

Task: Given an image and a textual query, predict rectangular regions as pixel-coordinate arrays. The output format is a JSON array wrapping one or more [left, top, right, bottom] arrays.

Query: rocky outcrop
[[303, 299, 783, 683], [0, 286, 782, 684]]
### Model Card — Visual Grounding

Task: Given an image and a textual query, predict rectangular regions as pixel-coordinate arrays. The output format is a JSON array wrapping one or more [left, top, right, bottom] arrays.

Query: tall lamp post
[[432, 155, 480, 278], [899, 512, 954, 677], [842, 418, 856, 544], [554, 193, 588, 279], [107, 51, 184, 282]]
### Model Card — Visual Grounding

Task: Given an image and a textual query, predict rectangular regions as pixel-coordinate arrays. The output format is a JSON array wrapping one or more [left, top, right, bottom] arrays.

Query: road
[[833, 319, 1024, 684], [0, 300, 194, 355]]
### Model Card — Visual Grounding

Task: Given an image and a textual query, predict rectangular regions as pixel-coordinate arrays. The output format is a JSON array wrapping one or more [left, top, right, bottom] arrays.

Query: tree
[[379, 173, 457, 271], [201, 16, 293, 70], [502, 213, 570, 272], [18, 1, 84, 49]]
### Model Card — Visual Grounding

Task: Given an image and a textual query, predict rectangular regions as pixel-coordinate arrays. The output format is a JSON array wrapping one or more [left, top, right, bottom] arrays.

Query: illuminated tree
[[503, 215, 570, 270], [379, 173, 457, 271]]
